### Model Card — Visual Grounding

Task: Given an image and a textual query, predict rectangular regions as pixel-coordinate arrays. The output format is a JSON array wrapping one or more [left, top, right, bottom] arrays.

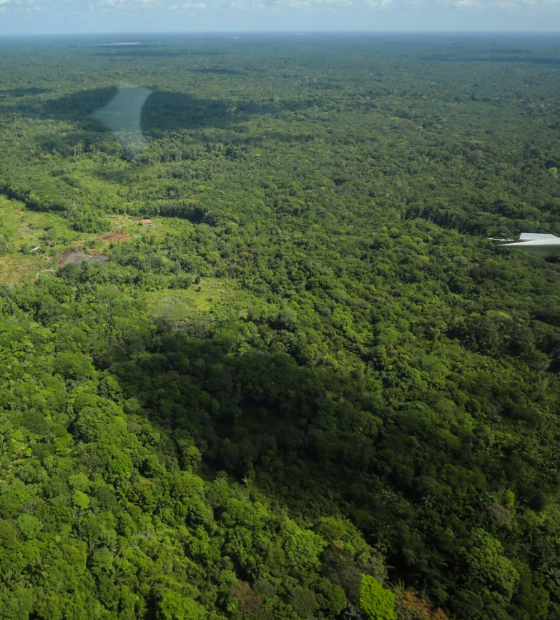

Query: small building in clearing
[[139, 219, 153, 227]]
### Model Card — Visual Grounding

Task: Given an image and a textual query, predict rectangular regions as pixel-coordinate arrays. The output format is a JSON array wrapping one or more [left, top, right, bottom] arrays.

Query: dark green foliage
[[0, 33, 559, 619]]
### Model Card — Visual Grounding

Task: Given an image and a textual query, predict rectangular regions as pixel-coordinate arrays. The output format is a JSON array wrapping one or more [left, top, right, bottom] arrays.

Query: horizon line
[[1, 30, 560, 38]]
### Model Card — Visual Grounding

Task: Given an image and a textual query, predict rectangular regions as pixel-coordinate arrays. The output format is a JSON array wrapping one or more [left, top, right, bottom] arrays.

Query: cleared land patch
[[95, 231, 131, 243], [144, 278, 267, 332], [59, 249, 110, 267], [145, 278, 239, 322]]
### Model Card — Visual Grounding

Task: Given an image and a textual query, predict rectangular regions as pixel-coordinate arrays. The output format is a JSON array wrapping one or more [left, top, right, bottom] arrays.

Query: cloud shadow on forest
[[107, 325, 379, 518], [0, 87, 51, 99], [37, 86, 285, 137]]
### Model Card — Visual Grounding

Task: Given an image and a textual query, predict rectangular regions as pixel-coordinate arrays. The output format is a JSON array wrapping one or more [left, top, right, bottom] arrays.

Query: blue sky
[[0, 0, 559, 35]]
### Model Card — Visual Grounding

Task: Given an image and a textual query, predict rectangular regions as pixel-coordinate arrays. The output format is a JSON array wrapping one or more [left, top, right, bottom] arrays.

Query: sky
[[0, 0, 559, 36]]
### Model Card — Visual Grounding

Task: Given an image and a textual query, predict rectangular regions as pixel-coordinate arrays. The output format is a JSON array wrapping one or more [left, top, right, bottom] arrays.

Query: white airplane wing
[[519, 233, 559, 241], [500, 233, 560, 258]]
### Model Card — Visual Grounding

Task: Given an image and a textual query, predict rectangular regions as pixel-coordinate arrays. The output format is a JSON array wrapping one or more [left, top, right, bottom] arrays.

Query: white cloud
[[390, 0, 560, 8], [168, 1, 208, 10], [259, 0, 560, 9], [274, 0, 352, 7], [94, 0, 208, 9], [2, 0, 559, 18], [439, 0, 484, 9], [0, 0, 50, 12], [495, 0, 559, 6]]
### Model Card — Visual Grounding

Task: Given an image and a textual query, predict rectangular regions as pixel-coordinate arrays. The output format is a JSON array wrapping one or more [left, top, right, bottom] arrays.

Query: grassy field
[[145, 278, 245, 324], [0, 195, 73, 283]]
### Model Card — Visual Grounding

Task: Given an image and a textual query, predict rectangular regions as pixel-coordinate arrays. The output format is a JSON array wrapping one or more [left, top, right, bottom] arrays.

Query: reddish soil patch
[[95, 231, 131, 243], [13, 206, 24, 212]]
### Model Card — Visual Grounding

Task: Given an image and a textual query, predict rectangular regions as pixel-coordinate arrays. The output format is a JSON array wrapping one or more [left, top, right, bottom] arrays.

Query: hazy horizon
[[1, 30, 560, 36], [0, 31, 559, 43], [1, 0, 559, 37]]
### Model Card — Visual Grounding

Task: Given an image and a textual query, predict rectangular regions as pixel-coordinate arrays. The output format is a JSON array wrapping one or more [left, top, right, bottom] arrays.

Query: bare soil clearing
[[59, 250, 110, 267], [95, 231, 131, 243]]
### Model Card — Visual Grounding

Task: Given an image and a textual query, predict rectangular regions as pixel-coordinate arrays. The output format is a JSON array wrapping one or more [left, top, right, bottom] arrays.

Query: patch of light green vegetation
[[145, 278, 256, 324], [0, 195, 80, 282]]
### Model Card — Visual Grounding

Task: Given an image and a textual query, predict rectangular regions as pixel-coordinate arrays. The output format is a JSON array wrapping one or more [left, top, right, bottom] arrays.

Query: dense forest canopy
[[0, 33, 560, 619]]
